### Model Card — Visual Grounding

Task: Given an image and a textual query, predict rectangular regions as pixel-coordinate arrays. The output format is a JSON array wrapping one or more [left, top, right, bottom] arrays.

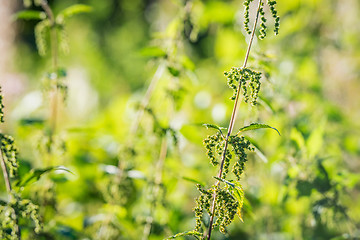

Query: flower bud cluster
[[229, 136, 254, 180], [225, 67, 262, 105], [259, 2, 267, 40], [0, 193, 42, 239], [35, 20, 50, 56], [193, 185, 238, 234], [243, 0, 280, 39], [213, 188, 238, 234], [194, 184, 213, 233], [0, 134, 19, 178], [243, 0, 254, 34], [203, 132, 223, 166], [268, 0, 280, 35]]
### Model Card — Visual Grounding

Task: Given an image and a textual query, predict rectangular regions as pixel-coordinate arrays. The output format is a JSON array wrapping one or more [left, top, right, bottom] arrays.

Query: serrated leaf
[[14, 10, 46, 20], [231, 182, 245, 222], [182, 176, 205, 187], [57, 4, 92, 20], [203, 123, 226, 132], [165, 230, 202, 239], [140, 46, 167, 58], [238, 123, 280, 136], [17, 166, 73, 187]]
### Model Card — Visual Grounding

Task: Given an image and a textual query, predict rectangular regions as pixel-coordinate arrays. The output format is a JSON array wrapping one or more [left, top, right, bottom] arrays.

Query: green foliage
[[237, 123, 280, 136], [8, 0, 360, 239], [14, 10, 46, 20]]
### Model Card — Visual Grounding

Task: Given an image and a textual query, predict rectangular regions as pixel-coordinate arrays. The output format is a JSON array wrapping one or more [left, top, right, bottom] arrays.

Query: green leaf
[[290, 128, 305, 149], [231, 183, 245, 222], [17, 166, 73, 187], [14, 10, 46, 20], [57, 4, 92, 21], [167, 66, 180, 77], [306, 120, 325, 159], [214, 176, 235, 187], [165, 230, 202, 239], [238, 123, 280, 136], [203, 123, 226, 132], [181, 55, 195, 71], [182, 176, 205, 187], [140, 46, 167, 58]]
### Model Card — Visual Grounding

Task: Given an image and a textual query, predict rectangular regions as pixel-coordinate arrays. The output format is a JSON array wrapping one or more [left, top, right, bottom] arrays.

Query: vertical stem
[[0, 148, 21, 239], [142, 137, 168, 240], [206, 1, 262, 239], [41, 0, 59, 161], [0, 148, 11, 194]]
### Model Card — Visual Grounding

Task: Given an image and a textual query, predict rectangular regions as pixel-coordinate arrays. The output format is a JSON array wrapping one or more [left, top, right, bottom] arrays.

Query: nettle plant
[[13, 0, 89, 236], [90, 1, 199, 239], [0, 88, 42, 239], [169, 0, 281, 239], [16, 0, 91, 159]]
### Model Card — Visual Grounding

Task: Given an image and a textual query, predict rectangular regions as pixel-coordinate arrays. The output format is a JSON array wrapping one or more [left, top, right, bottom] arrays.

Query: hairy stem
[[0, 147, 21, 239], [206, 1, 262, 239]]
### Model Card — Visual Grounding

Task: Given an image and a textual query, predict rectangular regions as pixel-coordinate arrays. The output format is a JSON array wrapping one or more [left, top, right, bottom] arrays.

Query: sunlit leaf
[[17, 166, 73, 187], [57, 4, 92, 21], [306, 120, 325, 158], [165, 230, 202, 239], [140, 46, 167, 58], [237, 123, 280, 136], [203, 123, 226, 132], [14, 10, 46, 20], [182, 176, 205, 187]]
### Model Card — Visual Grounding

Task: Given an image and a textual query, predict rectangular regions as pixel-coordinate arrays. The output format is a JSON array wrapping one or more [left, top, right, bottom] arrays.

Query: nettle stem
[[206, 1, 262, 239], [0, 147, 21, 239], [41, 0, 60, 160], [142, 136, 168, 240]]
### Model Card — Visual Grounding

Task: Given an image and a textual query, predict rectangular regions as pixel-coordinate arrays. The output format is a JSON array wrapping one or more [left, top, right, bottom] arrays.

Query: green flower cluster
[[0, 134, 19, 178], [229, 136, 254, 181], [213, 188, 239, 234], [0, 193, 42, 239], [259, 2, 267, 39], [34, 19, 50, 56], [268, 0, 280, 35], [243, 0, 254, 34], [225, 67, 262, 105], [194, 184, 212, 233], [203, 132, 223, 166], [243, 0, 280, 39], [193, 185, 239, 235]]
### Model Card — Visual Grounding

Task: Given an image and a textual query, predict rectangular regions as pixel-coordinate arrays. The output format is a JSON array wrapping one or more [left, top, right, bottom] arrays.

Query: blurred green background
[[0, 0, 359, 239]]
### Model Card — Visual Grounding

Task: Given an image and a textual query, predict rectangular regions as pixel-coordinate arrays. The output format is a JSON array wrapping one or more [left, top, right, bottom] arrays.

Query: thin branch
[[142, 137, 168, 240], [206, 1, 263, 239], [0, 147, 21, 239], [40, 0, 59, 160], [130, 64, 166, 136], [0, 148, 11, 193]]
